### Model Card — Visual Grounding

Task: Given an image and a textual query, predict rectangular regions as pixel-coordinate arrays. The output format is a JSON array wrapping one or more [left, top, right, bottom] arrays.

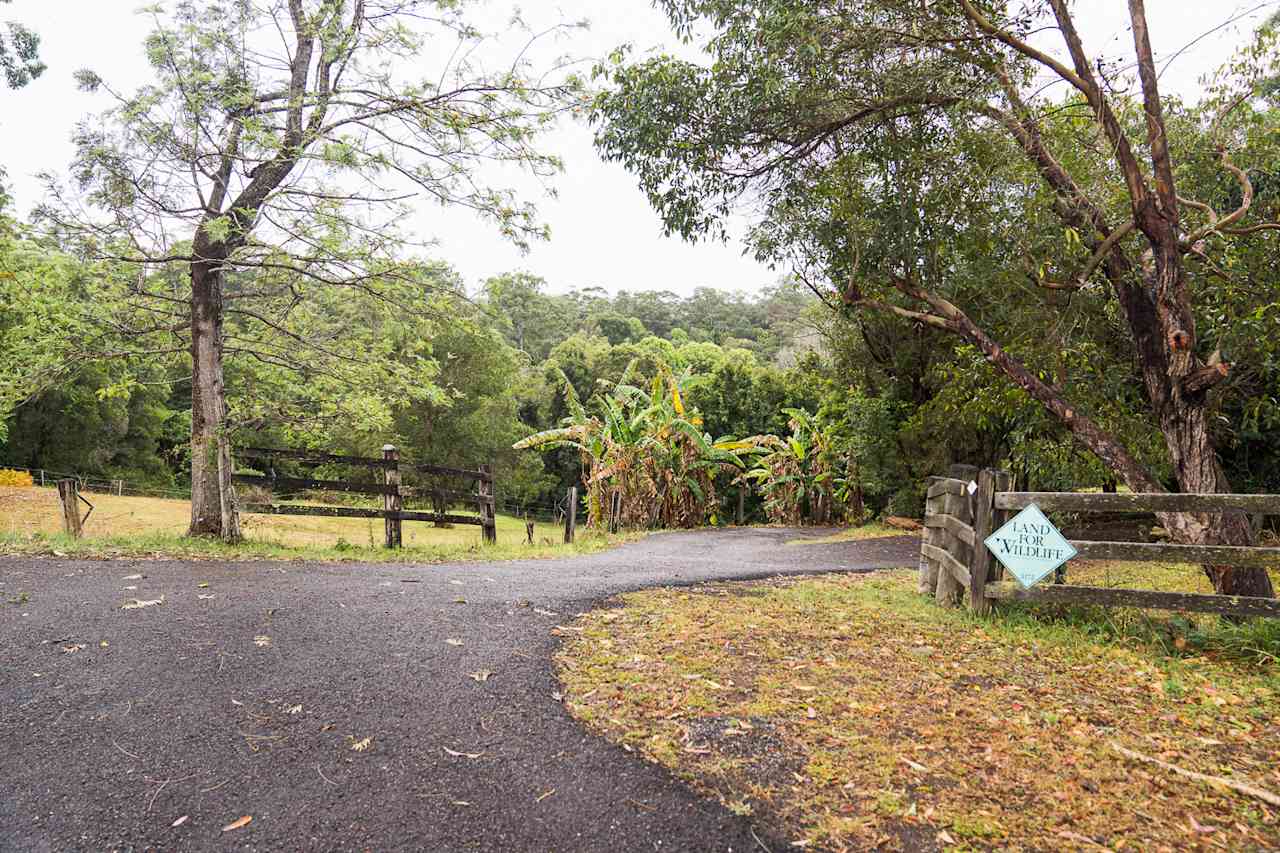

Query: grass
[[556, 567, 1280, 851], [0, 485, 627, 563], [787, 522, 907, 545]]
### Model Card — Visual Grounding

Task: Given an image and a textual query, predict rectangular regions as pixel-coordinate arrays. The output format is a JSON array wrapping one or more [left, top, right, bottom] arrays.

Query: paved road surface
[[0, 528, 917, 852]]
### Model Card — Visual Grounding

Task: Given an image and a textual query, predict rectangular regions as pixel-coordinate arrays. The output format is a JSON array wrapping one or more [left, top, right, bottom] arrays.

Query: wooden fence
[[920, 465, 1280, 619], [234, 445, 496, 548]]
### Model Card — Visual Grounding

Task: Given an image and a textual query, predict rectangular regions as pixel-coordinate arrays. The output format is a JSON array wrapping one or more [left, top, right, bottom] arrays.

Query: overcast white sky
[[2, 1, 1275, 296]]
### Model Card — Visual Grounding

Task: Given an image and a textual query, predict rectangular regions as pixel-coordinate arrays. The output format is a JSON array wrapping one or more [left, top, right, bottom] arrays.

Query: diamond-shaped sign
[[984, 503, 1077, 589]]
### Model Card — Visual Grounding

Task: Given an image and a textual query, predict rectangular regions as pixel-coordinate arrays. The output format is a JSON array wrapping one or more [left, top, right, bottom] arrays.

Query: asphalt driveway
[[0, 528, 917, 852]]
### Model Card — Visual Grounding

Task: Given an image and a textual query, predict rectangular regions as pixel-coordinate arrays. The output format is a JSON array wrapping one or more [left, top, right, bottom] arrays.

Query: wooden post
[[116, 479, 124, 497], [968, 468, 1011, 614], [525, 515, 534, 545], [918, 476, 943, 594], [608, 491, 621, 534], [736, 487, 745, 526], [478, 463, 496, 544], [39, 469, 45, 487], [936, 470, 976, 608], [56, 479, 83, 538], [564, 486, 577, 544], [383, 445, 402, 549]]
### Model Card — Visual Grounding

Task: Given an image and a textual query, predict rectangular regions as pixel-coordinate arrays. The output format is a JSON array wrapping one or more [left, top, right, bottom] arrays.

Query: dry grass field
[[0, 485, 569, 555]]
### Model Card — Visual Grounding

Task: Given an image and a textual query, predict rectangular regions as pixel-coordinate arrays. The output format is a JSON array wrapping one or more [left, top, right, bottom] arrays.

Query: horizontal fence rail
[[919, 468, 1279, 619], [997, 491, 1280, 514], [234, 445, 496, 548]]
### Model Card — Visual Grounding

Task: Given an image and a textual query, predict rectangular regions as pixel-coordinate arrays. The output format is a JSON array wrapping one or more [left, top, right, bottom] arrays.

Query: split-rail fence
[[234, 445, 496, 548], [920, 465, 1280, 620]]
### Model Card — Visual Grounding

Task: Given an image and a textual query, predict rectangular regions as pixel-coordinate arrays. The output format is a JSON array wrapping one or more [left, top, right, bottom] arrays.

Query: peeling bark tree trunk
[[188, 256, 241, 542], [1158, 393, 1271, 597]]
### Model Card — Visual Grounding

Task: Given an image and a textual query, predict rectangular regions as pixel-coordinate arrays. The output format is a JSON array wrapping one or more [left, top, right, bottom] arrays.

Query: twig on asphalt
[[750, 827, 773, 853], [200, 778, 231, 793], [112, 739, 141, 760], [145, 773, 198, 813], [316, 765, 338, 786]]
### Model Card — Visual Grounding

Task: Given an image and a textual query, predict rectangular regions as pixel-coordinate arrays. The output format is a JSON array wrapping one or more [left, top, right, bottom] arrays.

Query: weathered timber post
[[935, 465, 977, 607], [608, 490, 622, 534], [383, 445, 402, 549], [918, 476, 943, 595], [116, 479, 124, 497], [736, 487, 746, 526], [39, 469, 45, 487], [525, 515, 534, 545], [56, 479, 83, 538], [968, 469, 1012, 614], [948, 464, 979, 522], [478, 463, 496, 544], [564, 486, 577, 544]]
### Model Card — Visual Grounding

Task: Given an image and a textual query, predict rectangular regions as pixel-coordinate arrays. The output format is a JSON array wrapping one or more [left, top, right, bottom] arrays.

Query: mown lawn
[[0, 485, 618, 562], [556, 566, 1280, 851]]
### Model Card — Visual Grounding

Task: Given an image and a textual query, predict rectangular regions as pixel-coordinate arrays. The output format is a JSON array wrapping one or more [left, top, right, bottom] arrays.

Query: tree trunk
[[189, 259, 241, 542], [1158, 398, 1273, 597]]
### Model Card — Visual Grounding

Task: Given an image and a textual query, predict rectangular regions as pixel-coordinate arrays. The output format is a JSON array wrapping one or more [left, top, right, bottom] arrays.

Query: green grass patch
[[786, 522, 908, 545], [0, 528, 630, 564]]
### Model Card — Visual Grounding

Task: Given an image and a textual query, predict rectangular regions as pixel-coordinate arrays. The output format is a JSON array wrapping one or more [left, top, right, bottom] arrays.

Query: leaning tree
[[41, 0, 580, 540], [593, 0, 1280, 596]]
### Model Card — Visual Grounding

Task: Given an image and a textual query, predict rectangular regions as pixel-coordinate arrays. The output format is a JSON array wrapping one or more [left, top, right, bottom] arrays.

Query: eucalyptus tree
[[0, 0, 43, 89], [41, 0, 581, 540], [593, 1, 1280, 597]]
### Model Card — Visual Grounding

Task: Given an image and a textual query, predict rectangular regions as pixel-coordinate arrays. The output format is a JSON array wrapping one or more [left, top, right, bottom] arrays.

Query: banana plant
[[514, 360, 747, 529], [739, 408, 852, 525]]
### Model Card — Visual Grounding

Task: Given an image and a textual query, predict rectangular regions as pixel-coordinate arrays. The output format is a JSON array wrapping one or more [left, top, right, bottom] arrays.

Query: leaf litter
[[556, 570, 1280, 851]]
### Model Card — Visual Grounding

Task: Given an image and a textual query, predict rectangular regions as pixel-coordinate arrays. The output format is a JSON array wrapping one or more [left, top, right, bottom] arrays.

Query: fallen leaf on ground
[[221, 815, 252, 832], [197, 582, 209, 589], [468, 670, 492, 682], [443, 747, 484, 759], [253, 635, 271, 647], [286, 704, 302, 715], [453, 598, 467, 604], [61, 643, 86, 654], [350, 737, 372, 752], [122, 596, 164, 610], [171, 815, 188, 828], [122, 574, 143, 580], [446, 639, 463, 646], [535, 789, 556, 803], [533, 608, 557, 617], [198, 594, 215, 600]]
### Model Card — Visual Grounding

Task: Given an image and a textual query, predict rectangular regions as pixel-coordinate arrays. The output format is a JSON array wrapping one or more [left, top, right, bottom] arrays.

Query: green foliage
[[516, 360, 745, 529], [0, 1, 43, 89], [741, 408, 857, 526]]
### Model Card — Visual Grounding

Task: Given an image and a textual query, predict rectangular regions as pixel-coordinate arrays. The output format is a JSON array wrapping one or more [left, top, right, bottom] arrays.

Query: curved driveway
[[0, 528, 917, 852]]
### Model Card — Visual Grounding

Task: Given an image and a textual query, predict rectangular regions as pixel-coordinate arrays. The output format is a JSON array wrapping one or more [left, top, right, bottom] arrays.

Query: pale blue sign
[[984, 503, 1077, 589]]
